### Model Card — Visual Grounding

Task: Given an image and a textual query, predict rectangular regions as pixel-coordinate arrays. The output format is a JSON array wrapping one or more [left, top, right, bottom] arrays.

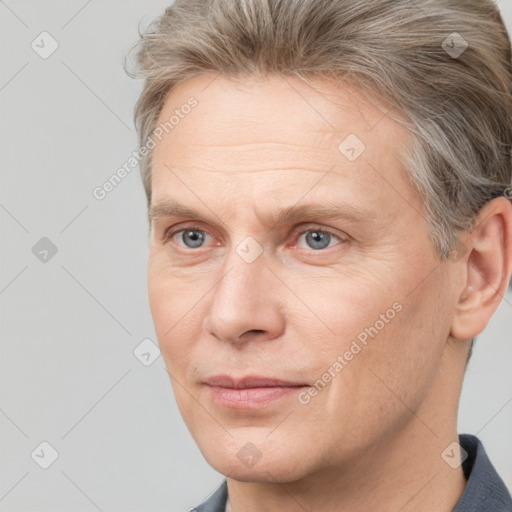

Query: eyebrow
[[148, 198, 376, 228]]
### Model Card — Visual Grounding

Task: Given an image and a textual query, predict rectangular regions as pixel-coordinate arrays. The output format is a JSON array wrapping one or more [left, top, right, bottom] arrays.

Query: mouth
[[203, 375, 308, 409]]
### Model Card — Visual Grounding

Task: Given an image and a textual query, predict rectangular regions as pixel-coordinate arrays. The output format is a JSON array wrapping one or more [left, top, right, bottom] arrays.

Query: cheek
[[301, 265, 443, 399], [147, 262, 198, 372], [291, 271, 399, 348], [330, 278, 449, 412], [148, 271, 205, 426]]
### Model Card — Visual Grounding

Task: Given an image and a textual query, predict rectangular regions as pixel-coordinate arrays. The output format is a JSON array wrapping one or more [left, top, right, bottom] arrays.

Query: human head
[[125, 0, 512, 489]]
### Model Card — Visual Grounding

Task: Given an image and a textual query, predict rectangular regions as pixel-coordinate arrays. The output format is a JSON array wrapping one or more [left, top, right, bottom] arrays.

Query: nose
[[202, 247, 287, 346]]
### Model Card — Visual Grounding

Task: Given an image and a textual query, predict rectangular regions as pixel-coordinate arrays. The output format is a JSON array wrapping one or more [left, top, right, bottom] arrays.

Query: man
[[125, 0, 512, 510]]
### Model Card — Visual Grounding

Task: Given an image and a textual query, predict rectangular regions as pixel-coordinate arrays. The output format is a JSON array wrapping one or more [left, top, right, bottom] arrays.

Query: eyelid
[[289, 225, 346, 248], [161, 221, 348, 249], [162, 224, 210, 244]]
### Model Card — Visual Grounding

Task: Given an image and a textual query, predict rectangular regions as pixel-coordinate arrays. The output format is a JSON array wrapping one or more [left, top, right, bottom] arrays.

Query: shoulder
[[189, 480, 228, 512], [453, 434, 512, 511]]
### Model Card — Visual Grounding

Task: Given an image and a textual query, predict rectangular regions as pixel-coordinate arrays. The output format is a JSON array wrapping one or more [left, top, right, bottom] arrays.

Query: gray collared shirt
[[191, 434, 512, 511]]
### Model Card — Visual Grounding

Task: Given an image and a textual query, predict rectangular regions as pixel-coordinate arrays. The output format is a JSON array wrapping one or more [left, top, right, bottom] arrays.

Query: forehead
[[154, 74, 406, 150], [150, 73, 415, 211]]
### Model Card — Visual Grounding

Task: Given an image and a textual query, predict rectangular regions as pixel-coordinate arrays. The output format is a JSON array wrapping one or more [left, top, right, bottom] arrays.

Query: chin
[[197, 434, 317, 484]]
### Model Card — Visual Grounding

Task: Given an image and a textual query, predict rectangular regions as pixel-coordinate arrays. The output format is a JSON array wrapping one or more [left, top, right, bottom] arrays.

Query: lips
[[203, 375, 307, 408], [205, 375, 304, 388]]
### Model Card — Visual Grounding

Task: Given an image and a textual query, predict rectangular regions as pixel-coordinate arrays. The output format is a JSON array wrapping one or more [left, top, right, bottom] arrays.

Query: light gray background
[[0, 1, 511, 510]]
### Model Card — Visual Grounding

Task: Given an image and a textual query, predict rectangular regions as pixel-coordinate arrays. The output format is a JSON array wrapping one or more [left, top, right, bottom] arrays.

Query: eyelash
[[162, 224, 344, 250], [162, 226, 212, 247]]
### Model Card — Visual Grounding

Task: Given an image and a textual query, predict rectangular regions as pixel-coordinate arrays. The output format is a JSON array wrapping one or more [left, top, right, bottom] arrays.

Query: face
[[148, 74, 459, 483]]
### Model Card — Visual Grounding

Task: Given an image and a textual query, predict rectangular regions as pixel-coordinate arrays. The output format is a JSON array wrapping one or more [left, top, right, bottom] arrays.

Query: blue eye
[[164, 226, 343, 253], [179, 229, 206, 248], [298, 230, 339, 250]]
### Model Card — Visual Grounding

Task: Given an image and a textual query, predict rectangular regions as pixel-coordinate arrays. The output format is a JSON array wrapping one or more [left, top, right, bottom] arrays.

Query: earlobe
[[450, 197, 512, 341]]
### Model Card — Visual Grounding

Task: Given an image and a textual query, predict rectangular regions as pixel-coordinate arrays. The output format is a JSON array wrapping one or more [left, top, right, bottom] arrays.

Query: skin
[[147, 73, 512, 511]]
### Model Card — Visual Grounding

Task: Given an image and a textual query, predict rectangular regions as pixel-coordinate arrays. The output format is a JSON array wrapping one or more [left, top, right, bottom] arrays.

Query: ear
[[451, 196, 512, 340]]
